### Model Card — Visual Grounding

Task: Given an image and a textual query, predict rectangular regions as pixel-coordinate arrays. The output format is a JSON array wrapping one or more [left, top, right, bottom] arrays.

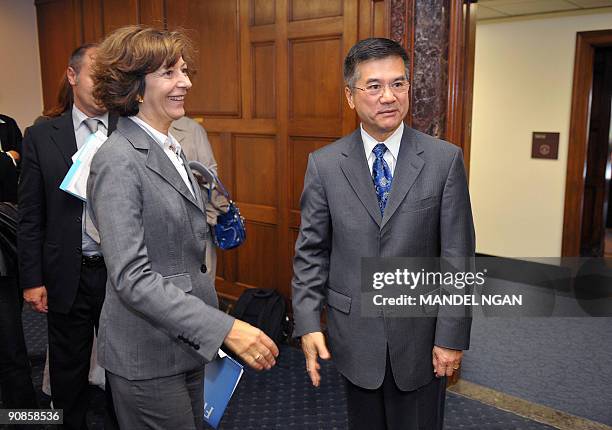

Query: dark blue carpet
[[2, 307, 558, 429]]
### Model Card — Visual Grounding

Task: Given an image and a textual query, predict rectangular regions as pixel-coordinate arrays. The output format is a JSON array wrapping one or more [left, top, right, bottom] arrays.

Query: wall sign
[[532, 132, 559, 159]]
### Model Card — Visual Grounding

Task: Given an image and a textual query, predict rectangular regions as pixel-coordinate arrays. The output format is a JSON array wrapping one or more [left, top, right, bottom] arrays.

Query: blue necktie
[[372, 143, 393, 215]]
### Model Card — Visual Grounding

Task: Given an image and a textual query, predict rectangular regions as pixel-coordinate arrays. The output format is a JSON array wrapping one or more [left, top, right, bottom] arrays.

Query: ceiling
[[476, 0, 612, 20]]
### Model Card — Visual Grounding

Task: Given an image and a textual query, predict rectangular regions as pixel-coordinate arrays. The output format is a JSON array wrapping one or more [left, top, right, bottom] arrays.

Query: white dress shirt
[[129, 116, 195, 197], [361, 121, 404, 176]]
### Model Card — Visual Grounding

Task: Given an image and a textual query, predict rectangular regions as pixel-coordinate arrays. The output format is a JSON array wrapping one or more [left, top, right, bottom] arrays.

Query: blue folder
[[203, 350, 244, 429]]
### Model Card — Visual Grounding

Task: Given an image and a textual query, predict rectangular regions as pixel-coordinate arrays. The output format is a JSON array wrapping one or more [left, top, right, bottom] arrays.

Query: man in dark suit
[[18, 44, 117, 429], [292, 38, 475, 429], [0, 113, 21, 203]]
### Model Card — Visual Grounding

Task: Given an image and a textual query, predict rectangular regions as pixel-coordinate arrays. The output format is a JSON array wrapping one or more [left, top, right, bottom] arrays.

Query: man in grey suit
[[292, 38, 475, 429]]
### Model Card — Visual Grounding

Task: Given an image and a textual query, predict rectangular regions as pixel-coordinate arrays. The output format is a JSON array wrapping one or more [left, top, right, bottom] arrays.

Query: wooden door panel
[[288, 37, 344, 120], [36, 0, 80, 111], [236, 222, 279, 288], [289, 0, 343, 21], [103, 0, 138, 33], [234, 134, 277, 207], [252, 43, 277, 118], [167, 0, 241, 117], [139, 0, 165, 28], [251, 0, 275, 25], [81, 0, 104, 43]]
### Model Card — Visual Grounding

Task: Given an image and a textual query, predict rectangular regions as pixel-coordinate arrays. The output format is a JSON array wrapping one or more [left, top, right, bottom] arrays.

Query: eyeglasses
[[351, 81, 410, 97]]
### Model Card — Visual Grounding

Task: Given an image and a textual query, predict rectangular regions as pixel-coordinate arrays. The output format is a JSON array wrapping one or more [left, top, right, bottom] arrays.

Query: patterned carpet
[[1, 307, 558, 430]]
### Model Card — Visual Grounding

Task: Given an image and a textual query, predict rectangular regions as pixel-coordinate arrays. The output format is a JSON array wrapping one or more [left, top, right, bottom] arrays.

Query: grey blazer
[[88, 117, 234, 381], [292, 126, 475, 391]]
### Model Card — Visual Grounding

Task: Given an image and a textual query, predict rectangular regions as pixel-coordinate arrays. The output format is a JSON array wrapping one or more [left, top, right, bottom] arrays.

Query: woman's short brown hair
[[93, 25, 194, 116]]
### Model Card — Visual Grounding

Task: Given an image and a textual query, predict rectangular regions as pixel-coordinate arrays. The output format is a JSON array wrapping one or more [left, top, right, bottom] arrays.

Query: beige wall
[[0, 0, 43, 133], [470, 8, 612, 257]]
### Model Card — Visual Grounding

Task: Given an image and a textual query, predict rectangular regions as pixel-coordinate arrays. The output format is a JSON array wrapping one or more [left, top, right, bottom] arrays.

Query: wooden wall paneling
[[342, 0, 360, 135], [358, 0, 388, 40], [240, 0, 253, 121], [251, 0, 275, 26], [234, 134, 277, 207], [167, 0, 241, 117], [287, 16, 344, 39], [236, 222, 279, 288], [252, 43, 276, 118], [289, 0, 343, 22], [36, 0, 80, 111], [200, 118, 276, 134], [208, 141, 227, 283], [275, 0, 292, 296], [288, 37, 343, 121], [80, 0, 104, 42], [213, 132, 238, 294], [138, 0, 166, 28], [102, 0, 139, 34]]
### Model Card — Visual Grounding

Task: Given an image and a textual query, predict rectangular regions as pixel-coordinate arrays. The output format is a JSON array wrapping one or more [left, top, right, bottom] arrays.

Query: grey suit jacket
[[292, 125, 475, 391], [88, 117, 234, 381]]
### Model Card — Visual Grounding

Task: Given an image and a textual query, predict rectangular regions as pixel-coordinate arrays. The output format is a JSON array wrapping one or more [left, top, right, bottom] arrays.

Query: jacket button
[[76, 247, 82, 254], [194, 344, 200, 350], [200, 264, 207, 273], [76, 217, 81, 223]]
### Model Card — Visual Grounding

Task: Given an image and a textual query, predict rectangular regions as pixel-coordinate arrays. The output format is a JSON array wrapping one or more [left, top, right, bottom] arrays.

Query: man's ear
[[345, 86, 355, 109], [67, 67, 78, 86]]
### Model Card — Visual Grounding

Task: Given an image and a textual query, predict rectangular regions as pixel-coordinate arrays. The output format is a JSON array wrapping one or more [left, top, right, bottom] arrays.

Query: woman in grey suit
[[88, 26, 278, 429]]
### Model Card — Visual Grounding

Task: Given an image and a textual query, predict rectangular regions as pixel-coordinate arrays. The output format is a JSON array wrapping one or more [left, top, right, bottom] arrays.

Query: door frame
[[562, 30, 612, 256]]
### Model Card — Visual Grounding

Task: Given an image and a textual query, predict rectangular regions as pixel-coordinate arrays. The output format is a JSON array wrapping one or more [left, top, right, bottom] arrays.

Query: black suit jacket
[[0, 114, 22, 203], [17, 112, 118, 313], [0, 114, 22, 155]]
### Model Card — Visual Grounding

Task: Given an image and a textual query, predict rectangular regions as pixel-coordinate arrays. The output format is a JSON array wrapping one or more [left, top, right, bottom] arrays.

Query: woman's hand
[[223, 319, 279, 370]]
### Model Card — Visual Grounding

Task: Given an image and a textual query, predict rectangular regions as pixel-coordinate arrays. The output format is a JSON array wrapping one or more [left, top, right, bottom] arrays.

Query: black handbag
[[188, 161, 246, 250]]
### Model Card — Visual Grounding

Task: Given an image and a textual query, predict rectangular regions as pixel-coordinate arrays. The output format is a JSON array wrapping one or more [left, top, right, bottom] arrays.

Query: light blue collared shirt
[[72, 105, 108, 256]]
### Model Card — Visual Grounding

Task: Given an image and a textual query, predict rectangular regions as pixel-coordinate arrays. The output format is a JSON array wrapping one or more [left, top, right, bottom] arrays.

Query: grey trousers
[[107, 367, 205, 430]]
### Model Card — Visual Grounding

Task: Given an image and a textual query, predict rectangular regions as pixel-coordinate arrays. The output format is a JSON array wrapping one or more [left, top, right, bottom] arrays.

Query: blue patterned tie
[[372, 143, 393, 215]]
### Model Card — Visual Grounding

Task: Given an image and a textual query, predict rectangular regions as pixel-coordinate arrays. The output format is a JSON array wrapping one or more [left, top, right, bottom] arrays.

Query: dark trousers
[[344, 352, 447, 430], [0, 275, 38, 409], [47, 263, 117, 430]]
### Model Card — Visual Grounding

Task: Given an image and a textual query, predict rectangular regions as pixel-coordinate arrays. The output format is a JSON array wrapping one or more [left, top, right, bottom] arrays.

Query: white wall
[[470, 8, 612, 257], [0, 0, 43, 133]]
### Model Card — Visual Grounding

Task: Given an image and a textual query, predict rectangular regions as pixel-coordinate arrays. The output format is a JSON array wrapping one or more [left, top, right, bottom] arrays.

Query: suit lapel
[[50, 113, 77, 167], [339, 130, 383, 226], [117, 118, 203, 213], [380, 126, 424, 229]]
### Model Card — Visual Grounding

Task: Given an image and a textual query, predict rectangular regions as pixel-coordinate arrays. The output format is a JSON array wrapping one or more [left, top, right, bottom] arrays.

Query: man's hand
[[301, 331, 331, 387], [432, 345, 463, 378], [23, 286, 48, 313], [6, 150, 20, 163], [224, 319, 279, 371]]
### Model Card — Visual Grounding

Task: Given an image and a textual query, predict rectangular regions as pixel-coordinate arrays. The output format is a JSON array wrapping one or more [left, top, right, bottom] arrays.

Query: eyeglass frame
[[349, 80, 411, 97]]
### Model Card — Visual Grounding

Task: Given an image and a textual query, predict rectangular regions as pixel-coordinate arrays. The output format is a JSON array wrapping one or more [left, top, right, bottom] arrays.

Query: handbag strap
[[210, 173, 231, 200]]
